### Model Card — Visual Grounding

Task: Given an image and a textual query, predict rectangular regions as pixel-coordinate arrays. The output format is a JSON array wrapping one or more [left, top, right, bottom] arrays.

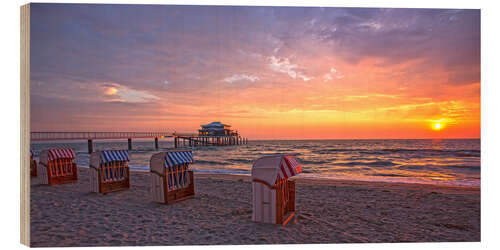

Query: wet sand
[[30, 167, 480, 247]]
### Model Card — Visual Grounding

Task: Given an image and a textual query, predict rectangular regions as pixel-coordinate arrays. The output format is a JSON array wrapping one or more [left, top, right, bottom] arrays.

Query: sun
[[432, 122, 443, 130], [429, 119, 447, 131]]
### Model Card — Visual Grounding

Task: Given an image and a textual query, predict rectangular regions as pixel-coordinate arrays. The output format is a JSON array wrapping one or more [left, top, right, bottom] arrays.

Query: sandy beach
[[30, 167, 480, 247]]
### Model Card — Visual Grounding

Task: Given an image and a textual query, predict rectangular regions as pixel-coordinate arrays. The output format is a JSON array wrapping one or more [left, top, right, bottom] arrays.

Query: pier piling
[[87, 139, 93, 154], [169, 134, 247, 149], [30, 131, 247, 150]]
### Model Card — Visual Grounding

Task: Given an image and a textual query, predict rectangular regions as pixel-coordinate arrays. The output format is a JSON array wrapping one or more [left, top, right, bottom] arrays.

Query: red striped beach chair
[[30, 149, 37, 177], [150, 150, 194, 204], [251, 154, 302, 226], [89, 150, 130, 194], [39, 148, 78, 185]]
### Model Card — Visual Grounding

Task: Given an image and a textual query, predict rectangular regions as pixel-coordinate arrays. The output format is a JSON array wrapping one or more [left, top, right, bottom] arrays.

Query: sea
[[30, 138, 480, 187]]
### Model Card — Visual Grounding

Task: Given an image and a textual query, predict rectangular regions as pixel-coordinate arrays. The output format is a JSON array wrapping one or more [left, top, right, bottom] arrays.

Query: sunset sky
[[30, 4, 480, 139]]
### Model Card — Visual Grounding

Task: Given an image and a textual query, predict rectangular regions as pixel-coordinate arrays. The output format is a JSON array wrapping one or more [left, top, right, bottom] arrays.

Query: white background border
[[1, 0, 498, 249]]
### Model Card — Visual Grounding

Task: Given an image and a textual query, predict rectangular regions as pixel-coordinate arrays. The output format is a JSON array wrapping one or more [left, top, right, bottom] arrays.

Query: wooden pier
[[30, 131, 248, 153], [174, 134, 248, 148]]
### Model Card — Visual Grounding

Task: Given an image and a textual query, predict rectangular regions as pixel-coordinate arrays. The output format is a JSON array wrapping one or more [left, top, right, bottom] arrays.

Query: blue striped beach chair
[[150, 150, 194, 204], [89, 150, 130, 194]]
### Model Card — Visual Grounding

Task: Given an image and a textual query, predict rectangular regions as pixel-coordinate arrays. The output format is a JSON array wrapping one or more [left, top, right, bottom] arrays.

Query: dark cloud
[[307, 8, 480, 85]]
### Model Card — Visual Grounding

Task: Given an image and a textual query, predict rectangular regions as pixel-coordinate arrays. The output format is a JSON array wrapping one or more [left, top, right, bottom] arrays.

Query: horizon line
[[248, 137, 481, 141], [30, 137, 481, 143]]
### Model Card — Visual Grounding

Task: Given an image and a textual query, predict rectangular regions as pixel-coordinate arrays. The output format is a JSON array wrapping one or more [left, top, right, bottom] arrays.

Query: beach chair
[[150, 150, 194, 204], [251, 154, 302, 226], [89, 150, 130, 194], [38, 148, 78, 185], [30, 149, 37, 177]]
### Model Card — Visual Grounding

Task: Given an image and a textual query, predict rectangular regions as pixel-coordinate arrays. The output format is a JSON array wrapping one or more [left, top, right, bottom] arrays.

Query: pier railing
[[30, 131, 248, 153], [30, 132, 174, 141]]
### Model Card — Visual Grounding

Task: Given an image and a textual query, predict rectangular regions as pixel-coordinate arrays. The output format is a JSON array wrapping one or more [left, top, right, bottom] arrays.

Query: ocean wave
[[364, 161, 398, 167], [454, 152, 481, 157], [397, 165, 433, 170], [311, 149, 357, 154], [298, 159, 332, 165], [398, 164, 480, 171], [334, 161, 398, 167], [192, 169, 250, 175], [227, 158, 254, 164], [440, 165, 481, 171], [129, 165, 150, 171], [195, 159, 232, 166], [300, 168, 317, 173], [195, 146, 224, 152], [312, 148, 480, 158], [372, 173, 409, 177], [291, 145, 313, 149], [380, 148, 480, 155]]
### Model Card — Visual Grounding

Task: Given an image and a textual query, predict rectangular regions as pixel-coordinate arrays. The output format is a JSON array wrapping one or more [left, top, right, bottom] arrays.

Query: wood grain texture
[[20, 3, 30, 246]]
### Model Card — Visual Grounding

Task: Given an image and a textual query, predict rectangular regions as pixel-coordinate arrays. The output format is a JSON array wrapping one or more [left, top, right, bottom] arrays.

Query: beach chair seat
[[30, 149, 37, 177], [150, 150, 194, 204], [89, 150, 131, 194], [38, 148, 78, 185], [251, 154, 302, 226]]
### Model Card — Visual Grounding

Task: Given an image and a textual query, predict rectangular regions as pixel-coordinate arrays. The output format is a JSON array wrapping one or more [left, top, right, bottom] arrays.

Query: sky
[[30, 4, 480, 139]]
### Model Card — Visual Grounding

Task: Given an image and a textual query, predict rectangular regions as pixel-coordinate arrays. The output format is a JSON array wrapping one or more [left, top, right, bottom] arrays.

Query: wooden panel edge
[[20, 3, 30, 246]]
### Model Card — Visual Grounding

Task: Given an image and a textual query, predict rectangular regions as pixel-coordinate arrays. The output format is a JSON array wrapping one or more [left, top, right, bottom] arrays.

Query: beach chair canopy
[[99, 150, 130, 164], [164, 151, 194, 168], [150, 151, 194, 174], [90, 150, 130, 169], [251, 155, 303, 186], [40, 148, 76, 164]]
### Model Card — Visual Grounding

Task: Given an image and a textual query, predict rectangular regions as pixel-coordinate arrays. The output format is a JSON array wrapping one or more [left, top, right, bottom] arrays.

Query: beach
[[30, 167, 480, 246]]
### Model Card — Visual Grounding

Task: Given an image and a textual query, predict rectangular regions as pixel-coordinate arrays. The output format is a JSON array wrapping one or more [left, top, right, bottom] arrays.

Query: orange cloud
[[104, 87, 118, 95]]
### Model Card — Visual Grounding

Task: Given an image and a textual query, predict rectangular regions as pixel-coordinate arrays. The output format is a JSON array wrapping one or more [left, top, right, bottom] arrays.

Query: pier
[[181, 121, 247, 148], [31, 132, 174, 153], [173, 134, 248, 148], [30, 130, 248, 153]]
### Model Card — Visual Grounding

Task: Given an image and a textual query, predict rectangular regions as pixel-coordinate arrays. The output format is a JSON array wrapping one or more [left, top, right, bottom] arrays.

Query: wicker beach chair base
[[164, 186, 195, 204], [98, 178, 130, 194], [30, 159, 37, 177], [152, 170, 195, 204], [39, 163, 78, 185], [89, 166, 130, 194]]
